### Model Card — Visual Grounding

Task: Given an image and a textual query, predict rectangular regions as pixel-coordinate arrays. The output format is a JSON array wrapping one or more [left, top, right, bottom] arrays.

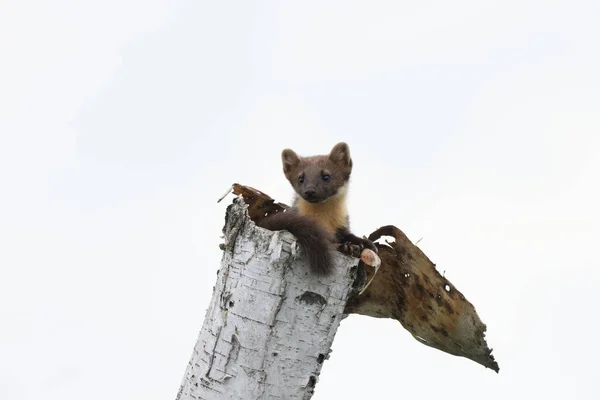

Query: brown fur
[[259, 142, 376, 275], [258, 209, 334, 275]]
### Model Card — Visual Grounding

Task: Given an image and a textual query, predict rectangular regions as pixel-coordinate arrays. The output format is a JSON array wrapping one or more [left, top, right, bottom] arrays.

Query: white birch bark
[[176, 199, 359, 400]]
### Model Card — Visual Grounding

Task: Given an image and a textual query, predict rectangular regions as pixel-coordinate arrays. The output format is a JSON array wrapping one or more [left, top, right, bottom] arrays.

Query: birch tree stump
[[176, 198, 359, 400]]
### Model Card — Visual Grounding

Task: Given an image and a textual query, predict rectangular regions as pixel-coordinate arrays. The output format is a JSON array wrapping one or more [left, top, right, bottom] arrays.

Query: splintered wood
[[225, 183, 499, 373], [347, 226, 499, 372]]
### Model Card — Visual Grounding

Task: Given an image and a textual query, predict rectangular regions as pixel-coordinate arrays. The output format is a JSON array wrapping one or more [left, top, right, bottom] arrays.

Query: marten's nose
[[304, 189, 316, 199]]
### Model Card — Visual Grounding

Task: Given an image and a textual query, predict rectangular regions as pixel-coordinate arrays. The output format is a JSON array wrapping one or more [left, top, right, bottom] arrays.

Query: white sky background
[[1, 0, 599, 398]]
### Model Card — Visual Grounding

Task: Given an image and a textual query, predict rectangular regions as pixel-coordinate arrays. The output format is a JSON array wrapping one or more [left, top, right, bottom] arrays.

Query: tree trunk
[[176, 199, 359, 400]]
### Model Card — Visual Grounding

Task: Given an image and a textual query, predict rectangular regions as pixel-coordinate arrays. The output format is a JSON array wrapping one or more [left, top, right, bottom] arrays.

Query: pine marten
[[258, 142, 377, 275]]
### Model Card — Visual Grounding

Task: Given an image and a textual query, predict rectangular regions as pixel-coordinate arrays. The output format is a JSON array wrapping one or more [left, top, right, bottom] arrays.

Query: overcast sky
[[1, 1, 599, 399]]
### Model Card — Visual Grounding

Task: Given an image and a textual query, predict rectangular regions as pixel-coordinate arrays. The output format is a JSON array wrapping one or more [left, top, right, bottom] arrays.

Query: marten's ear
[[328, 142, 352, 169], [281, 149, 301, 174]]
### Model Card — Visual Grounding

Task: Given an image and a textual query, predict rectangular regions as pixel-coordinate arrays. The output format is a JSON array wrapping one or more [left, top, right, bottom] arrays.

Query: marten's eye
[[298, 175, 305, 184], [322, 174, 331, 182]]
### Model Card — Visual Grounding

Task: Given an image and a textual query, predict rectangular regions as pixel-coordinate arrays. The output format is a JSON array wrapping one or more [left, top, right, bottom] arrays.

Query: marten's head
[[281, 142, 352, 204]]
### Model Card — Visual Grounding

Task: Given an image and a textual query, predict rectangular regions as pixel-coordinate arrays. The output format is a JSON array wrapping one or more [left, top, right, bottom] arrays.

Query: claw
[[337, 242, 363, 257], [360, 237, 378, 253]]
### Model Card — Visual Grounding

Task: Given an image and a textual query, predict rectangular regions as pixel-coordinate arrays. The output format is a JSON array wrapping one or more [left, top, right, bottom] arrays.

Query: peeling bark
[[346, 225, 499, 372], [176, 198, 359, 400]]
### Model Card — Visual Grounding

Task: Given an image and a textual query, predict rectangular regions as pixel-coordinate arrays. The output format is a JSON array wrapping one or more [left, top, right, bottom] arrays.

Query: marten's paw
[[338, 238, 378, 257], [337, 242, 363, 257], [358, 237, 378, 253]]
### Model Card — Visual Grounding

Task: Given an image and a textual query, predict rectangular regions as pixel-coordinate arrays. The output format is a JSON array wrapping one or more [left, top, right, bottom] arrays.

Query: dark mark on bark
[[297, 291, 327, 306], [431, 325, 450, 337]]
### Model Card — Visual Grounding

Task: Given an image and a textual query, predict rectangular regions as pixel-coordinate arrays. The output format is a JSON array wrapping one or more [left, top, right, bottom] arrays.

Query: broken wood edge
[[363, 225, 500, 373], [222, 183, 377, 296], [216, 185, 233, 203]]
